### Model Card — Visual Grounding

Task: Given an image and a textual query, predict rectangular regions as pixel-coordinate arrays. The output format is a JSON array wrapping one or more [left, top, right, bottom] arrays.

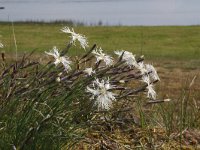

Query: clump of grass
[[0, 27, 163, 149]]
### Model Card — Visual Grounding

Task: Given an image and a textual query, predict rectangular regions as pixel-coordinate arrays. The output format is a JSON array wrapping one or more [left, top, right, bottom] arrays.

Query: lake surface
[[0, 0, 200, 25]]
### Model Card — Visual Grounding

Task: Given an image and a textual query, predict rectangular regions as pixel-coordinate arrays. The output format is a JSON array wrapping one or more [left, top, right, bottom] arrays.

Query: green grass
[[1, 22, 200, 64]]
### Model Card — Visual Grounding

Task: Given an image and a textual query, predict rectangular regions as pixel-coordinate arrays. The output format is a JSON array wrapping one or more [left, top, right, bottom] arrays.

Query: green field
[[1, 23, 200, 63]]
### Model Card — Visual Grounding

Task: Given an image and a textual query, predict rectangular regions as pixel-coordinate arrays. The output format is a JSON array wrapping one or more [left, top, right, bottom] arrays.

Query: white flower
[[0, 42, 3, 48], [45, 46, 71, 72], [146, 64, 160, 81], [92, 48, 113, 66], [87, 78, 116, 110], [84, 67, 95, 76], [137, 62, 148, 75], [114, 50, 138, 67], [138, 63, 160, 80], [61, 27, 88, 49], [86, 86, 99, 99], [141, 75, 150, 85], [114, 50, 124, 57], [146, 84, 157, 100], [142, 75, 157, 100]]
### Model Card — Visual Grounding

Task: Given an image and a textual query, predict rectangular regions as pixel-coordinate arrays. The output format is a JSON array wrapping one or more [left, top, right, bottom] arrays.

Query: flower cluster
[[45, 27, 160, 110], [115, 50, 160, 100]]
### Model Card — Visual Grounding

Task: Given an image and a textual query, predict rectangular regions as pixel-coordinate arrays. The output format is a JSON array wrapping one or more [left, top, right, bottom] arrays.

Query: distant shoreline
[[0, 20, 110, 26], [0, 20, 200, 27]]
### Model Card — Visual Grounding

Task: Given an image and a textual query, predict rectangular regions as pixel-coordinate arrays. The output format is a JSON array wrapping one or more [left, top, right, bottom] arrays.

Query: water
[[0, 0, 200, 26]]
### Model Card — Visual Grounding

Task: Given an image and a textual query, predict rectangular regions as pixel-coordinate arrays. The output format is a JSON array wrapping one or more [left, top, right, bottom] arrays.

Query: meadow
[[0, 22, 200, 149], [1, 22, 200, 61]]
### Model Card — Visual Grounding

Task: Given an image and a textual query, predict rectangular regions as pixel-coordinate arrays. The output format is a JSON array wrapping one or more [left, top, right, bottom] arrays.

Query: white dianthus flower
[[146, 84, 157, 100], [142, 75, 150, 85], [86, 78, 116, 110], [114, 50, 138, 67], [92, 48, 113, 66], [142, 75, 157, 100], [145, 64, 160, 81], [84, 67, 95, 76], [61, 27, 88, 49], [45, 46, 71, 72], [137, 62, 148, 75]]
